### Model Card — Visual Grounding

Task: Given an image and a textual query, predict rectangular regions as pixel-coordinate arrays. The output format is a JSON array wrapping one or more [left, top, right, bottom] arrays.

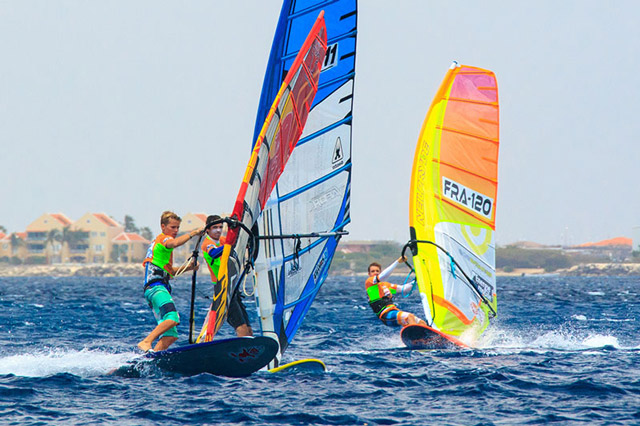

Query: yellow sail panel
[[409, 63, 499, 340]]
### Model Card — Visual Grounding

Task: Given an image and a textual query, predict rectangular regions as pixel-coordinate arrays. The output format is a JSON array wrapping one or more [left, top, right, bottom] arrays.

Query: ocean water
[[0, 275, 638, 425]]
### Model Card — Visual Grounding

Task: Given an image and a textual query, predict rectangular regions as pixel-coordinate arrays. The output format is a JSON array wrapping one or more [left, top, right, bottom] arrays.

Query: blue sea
[[0, 275, 638, 425]]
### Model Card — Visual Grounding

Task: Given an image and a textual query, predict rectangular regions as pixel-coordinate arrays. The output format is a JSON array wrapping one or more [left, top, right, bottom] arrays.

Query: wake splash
[[477, 325, 625, 351], [0, 348, 138, 378]]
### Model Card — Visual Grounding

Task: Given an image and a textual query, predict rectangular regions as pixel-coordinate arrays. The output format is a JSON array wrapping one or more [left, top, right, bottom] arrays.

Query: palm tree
[[10, 233, 25, 256], [0, 225, 7, 234], [61, 226, 89, 262], [124, 215, 139, 233], [46, 229, 63, 264], [110, 244, 127, 263], [140, 226, 153, 241]]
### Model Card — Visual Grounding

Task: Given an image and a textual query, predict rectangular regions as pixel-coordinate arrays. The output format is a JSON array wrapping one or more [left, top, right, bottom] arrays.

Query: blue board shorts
[[144, 285, 180, 338]]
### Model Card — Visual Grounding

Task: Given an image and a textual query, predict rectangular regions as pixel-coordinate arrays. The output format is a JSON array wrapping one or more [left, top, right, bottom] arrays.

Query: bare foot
[[137, 340, 152, 352], [235, 324, 253, 337]]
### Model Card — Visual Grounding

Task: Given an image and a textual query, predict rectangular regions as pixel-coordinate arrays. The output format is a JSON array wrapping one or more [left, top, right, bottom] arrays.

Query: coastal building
[[632, 226, 640, 253], [0, 232, 27, 263], [0, 232, 22, 262], [173, 212, 207, 264], [568, 237, 632, 262], [25, 213, 73, 263], [112, 232, 149, 263], [0, 233, 6, 259], [69, 213, 124, 263], [0, 211, 240, 266], [181, 213, 207, 233]]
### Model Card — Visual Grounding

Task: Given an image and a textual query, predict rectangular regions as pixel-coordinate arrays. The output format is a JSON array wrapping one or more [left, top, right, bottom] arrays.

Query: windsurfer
[[201, 215, 253, 337], [365, 257, 426, 327], [138, 211, 202, 352]]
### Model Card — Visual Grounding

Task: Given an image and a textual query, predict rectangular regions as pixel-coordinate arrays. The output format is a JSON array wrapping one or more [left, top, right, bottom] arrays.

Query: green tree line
[[330, 241, 407, 275], [328, 242, 614, 275]]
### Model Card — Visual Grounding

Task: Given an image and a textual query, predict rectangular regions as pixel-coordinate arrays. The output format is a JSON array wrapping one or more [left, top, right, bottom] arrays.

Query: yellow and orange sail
[[409, 62, 499, 341]]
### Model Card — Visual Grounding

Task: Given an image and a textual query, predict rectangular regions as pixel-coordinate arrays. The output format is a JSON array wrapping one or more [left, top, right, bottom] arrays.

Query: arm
[[386, 279, 416, 297], [376, 256, 406, 282], [202, 244, 224, 268], [398, 279, 416, 297], [207, 246, 224, 260], [165, 228, 203, 249]]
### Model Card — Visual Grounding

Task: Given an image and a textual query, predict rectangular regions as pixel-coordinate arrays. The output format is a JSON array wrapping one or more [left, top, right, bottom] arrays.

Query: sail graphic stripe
[[197, 11, 327, 343]]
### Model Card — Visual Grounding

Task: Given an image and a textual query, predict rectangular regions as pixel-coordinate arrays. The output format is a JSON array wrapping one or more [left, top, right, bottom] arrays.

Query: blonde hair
[[160, 211, 181, 226]]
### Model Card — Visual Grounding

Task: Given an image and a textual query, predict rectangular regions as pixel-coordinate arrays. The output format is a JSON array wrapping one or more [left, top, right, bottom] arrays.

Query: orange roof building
[[25, 213, 73, 232], [180, 213, 207, 232], [575, 237, 632, 248], [24, 213, 74, 262], [71, 213, 125, 263], [112, 232, 150, 263], [0, 233, 10, 259]]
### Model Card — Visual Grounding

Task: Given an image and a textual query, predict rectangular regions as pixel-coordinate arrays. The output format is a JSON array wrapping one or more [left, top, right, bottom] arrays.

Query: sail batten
[[297, 116, 352, 145], [438, 126, 499, 143], [437, 162, 499, 183]]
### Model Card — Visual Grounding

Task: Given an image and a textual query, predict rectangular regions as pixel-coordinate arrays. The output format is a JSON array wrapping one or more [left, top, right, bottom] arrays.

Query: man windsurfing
[[365, 256, 426, 327]]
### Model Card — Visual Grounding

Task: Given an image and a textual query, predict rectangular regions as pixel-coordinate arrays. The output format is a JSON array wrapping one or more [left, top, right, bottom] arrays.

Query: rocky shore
[[560, 263, 640, 276], [2, 262, 640, 278], [0, 263, 144, 277]]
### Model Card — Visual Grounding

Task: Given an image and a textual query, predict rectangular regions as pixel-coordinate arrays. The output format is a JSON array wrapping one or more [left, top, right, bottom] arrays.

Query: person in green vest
[[138, 211, 202, 352], [201, 214, 253, 337], [365, 257, 425, 326]]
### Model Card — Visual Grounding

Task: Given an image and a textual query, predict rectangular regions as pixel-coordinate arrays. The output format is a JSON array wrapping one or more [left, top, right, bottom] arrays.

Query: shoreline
[[0, 263, 144, 277], [1, 262, 640, 277]]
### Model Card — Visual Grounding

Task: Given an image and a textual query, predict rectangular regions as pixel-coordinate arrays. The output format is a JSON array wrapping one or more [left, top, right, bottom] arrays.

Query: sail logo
[[313, 249, 328, 282], [472, 274, 493, 300], [229, 346, 264, 363], [442, 177, 493, 219], [332, 137, 344, 169], [413, 142, 430, 227], [322, 42, 338, 71], [309, 186, 341, 211]]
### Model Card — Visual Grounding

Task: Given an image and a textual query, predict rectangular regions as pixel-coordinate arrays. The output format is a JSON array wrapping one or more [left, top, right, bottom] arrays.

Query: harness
[[369, 295, 394, 316], [143, 263, 172, 294]]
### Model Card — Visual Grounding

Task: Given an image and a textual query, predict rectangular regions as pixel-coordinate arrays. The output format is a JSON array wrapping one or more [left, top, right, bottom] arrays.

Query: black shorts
[[227, 290, 250, 329]]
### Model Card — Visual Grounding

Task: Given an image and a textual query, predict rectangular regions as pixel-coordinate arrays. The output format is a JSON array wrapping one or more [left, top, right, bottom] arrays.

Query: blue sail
[[252, 0, 357, 367]]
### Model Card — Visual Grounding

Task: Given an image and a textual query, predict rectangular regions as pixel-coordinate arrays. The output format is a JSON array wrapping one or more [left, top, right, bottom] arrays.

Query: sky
[[1, 1, 639, 246]]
